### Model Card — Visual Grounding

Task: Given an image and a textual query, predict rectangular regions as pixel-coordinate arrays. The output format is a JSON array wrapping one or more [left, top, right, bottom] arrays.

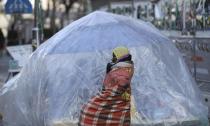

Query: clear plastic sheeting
[[0, 11, 208, 126]]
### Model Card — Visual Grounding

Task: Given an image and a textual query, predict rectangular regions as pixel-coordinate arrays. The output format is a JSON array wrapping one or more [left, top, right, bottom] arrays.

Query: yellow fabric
[[131, 96, 137, 116], [121, 91, 130, 101], [113, 46, 129, 60]]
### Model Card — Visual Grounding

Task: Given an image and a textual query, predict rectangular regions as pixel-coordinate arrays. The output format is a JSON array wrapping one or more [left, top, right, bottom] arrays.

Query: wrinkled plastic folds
[[0, 11, 208, 126]]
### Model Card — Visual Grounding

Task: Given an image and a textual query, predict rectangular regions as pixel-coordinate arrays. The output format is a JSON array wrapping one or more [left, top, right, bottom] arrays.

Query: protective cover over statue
[[0, 11, 208, 126]]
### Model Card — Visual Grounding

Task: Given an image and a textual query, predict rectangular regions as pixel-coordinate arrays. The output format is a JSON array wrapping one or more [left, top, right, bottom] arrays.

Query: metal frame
[[171, 36, 210, 84]]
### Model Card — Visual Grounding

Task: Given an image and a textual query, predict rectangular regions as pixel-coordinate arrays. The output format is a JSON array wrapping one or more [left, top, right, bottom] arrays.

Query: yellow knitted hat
[[112, 46, 130, 60]]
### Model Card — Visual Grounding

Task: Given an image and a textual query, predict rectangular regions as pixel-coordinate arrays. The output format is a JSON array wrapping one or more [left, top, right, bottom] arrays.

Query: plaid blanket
[[79, 62, 133, 126]]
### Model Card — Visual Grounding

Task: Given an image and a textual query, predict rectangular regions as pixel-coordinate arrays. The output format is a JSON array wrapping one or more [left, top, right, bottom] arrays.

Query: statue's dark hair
[[118, 54, 132, 62], [112, 53, 132, 63]]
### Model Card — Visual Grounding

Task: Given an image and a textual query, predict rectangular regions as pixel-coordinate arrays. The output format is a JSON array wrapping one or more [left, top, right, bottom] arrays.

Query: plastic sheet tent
[[0, 11, 208, 126]]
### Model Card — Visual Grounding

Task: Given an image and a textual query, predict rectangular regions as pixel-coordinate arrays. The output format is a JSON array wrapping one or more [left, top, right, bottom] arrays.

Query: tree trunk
[[51, 0, 56, 34]]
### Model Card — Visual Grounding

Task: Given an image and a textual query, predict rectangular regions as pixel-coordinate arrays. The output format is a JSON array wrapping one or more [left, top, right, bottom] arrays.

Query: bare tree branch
[[62, 0, 79, 14]]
